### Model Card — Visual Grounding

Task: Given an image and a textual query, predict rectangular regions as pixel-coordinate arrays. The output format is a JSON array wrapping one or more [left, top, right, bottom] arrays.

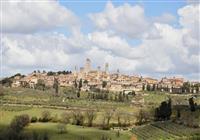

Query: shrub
[[51, 114, 59, 123], [85, 110, 96, 127], [135, 109, 149, 125], [72, 110, 85, 126], [10, 114, 30, 132], [41, 110, 51, 122], [0, 84, 3, 96], [60, 112, 70, 124], [31, 116, 38, 123]]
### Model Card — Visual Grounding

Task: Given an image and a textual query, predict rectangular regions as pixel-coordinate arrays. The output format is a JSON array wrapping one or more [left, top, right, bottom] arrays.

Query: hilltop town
[[6, 58, 199, 94]]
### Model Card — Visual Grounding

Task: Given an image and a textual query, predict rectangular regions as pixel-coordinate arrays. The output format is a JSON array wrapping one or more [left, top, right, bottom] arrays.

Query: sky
[[0, 0, 200, 80]]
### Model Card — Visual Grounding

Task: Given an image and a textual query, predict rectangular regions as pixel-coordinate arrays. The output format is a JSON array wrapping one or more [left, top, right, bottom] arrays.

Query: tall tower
[[74, 65, 78, 77], [97, 66, 101, 71], [84, 58, 91, 73], [97, 66, 101, 79], [105, 62, 109, 74]]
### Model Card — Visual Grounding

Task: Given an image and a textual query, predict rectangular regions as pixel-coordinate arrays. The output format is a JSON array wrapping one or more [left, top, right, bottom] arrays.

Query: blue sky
[[1, 0, 199, 80], [59, 0, 188, 46]]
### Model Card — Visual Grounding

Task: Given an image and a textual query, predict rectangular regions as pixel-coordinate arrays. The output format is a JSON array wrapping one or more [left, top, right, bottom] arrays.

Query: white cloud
[[1, 0, 80, 33], [89, 2, 149, 38], [152, 13, 176, 24], [88, 31, 144, 59], [1, 2, 199, 80]]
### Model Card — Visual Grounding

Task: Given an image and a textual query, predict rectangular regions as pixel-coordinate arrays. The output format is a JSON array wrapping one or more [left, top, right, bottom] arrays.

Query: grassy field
[[25, 123, 131, 140], [0, 87, 200, 140], [132, 121, 200, 140]]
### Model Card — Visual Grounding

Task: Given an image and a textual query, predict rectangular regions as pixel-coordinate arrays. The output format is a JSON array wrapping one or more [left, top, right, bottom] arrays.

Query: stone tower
[[97, 66, 101, 78], [84, 58, 91, 73], [74, 65, 78, 77], [105, 62, 109, 74]]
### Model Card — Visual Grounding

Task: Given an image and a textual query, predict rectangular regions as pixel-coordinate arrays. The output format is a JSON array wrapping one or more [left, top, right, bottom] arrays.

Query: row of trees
[[32, 70, 72, 75], [142, 82, 200, 93], [87, 92, 131, 102]]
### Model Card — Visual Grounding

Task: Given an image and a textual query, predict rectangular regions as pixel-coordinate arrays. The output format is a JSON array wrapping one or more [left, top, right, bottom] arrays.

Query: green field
[[132, 122, 200, 140], [0, 87, 200, 140]]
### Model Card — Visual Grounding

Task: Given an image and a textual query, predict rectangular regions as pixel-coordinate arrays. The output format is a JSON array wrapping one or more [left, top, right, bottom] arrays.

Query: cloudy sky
[[0, 0, 200, 80]]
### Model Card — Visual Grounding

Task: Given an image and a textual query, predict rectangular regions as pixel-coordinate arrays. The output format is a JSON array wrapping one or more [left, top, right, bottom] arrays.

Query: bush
[[86, 110, 96, 127], [135, 109, 149, 125], [51, 114, 59, 123], [31, 116, 38, 123], [0, 84, 3, 96], [10, 114, 30, 132], [72, 110, 85, 126], [41, 111, 51, 122], [60, 112, 70, 124]]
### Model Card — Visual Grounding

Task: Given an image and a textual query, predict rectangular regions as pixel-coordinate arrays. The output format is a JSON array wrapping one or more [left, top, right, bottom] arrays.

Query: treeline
[[143, 82, 200, 93], [87, 91, 134, 102], [46, 70, 72, 76], [0, 73, 25, 87]]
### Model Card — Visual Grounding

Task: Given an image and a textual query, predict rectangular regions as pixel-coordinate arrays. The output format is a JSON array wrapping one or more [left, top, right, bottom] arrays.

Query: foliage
[[0, 84, 4, 96], [85, 110, 96, 127], [47, 71, 56, 76], [135, 109, 150, 125], [102, 109, 114, 130], [189, 97, 196, 112], [36, 79, 46, 90], [53, 78, 59, 96], [102, 81, 107, 88], [31, 116, 38, 123], [154, 98, 172, 121], [1, 77, 12, 87], [72, 110, 85, 126], [10, 114, 30, 133], [60, 112, 70, 124], [40, 110, 51, 122]]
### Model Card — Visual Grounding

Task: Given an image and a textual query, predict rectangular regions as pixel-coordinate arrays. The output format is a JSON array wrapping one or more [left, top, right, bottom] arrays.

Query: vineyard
[[132, 122, 200, 140]]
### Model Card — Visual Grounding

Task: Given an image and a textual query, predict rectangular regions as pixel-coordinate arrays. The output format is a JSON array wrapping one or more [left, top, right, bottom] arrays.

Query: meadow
[[0, 87, 200, 140]]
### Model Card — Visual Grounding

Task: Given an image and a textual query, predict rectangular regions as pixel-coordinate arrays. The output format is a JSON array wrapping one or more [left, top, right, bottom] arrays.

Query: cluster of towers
[[74, 58, 109, 74]]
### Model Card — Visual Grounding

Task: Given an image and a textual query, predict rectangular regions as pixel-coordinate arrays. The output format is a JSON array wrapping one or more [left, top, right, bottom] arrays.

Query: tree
[[152, 84, 156, 91], [41, 110, 51, 122], [77, 91, 80, 98], [60, 112, 70, 124], [10, 114, 30, 133], [142, 84, 145, 91], [102, 110, 114, 129], [102, 81, 107, 88], [53, 78, 59, 96], [0, 84, 3, 96], [86, 110, 96, 127], [78, 79, 82, 90], [1, 77, 12, 87], [76, 79, 82, 98], [118, 92, 123, 102], [72, 110, 85, 126], [83, 80, 88, 84], [135, 109, 149, 125], [47, 71, 55, 76], [36, 79, 45, 90], [116, 111, 122, 127], [146, 84, 151, 91], [154, 99, 172, 121], [182, 82, 190, 93], [189, 97, 196, 112], [74, 80, 78, 89]]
